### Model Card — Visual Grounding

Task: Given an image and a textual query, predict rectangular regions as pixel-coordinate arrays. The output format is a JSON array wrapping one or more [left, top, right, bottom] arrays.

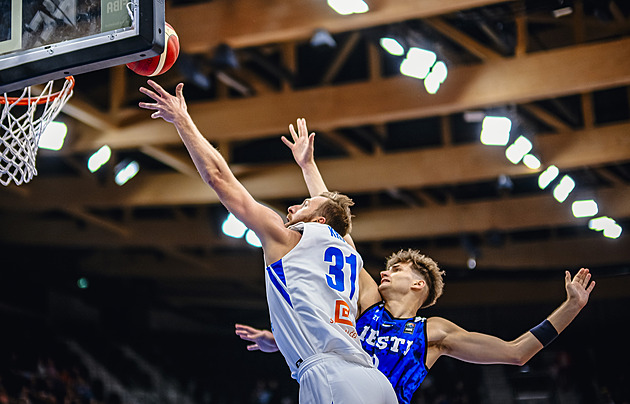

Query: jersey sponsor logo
[[333, 300, 354, 326], [404, 322, 415, 334], [358, 325, 415, 355]]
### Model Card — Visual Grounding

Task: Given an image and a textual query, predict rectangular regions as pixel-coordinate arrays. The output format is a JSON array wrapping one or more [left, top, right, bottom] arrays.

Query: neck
[[383, 295, 422, 318]]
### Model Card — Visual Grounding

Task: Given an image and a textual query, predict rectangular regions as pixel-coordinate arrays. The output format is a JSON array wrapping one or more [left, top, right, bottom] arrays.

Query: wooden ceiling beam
[[2, 186, 629, 245], [421, 235, 630, 270], [167, 0, 512, 53], [8, 122, 625, 209], [424, 17, 504, 61], [73, 38, 630, 151]]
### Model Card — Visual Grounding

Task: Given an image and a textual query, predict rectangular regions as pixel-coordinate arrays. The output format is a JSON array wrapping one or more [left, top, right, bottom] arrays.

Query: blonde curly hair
[[386, 249, 445, 308], [314, 191, 354, 236]]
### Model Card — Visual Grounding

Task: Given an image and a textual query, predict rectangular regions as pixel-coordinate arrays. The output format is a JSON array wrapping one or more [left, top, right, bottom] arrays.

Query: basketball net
[[0, 76, 74, 186]]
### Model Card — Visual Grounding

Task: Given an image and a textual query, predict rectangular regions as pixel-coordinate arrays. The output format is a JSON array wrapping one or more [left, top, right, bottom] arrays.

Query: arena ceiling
[[1, 0, 629, 334]]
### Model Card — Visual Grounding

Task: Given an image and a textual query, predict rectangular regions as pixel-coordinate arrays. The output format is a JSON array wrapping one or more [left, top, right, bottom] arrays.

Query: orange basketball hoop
[[1, 76, 75, 186]]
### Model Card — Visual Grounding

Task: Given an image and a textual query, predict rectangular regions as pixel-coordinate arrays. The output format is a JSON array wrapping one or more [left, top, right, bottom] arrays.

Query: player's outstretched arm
[[282, 118, 382, 314], [427, 268, 595, 367], [235, 324, 279, 353], [282, 118, 328, 197], [139, 81, 288, 255]]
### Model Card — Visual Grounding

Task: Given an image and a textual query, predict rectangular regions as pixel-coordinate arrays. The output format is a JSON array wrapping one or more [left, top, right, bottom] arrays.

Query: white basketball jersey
[[265, 222, 373, 379]]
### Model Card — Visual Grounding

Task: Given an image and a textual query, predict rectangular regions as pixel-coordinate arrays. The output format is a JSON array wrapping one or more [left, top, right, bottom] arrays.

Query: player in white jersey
[[139, 81, 397, 404]]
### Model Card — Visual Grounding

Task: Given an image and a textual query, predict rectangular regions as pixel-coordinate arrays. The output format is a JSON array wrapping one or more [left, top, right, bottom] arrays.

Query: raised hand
[[282, 118, 316, 168], [138, 80, 187, 123], [565, 268, 596, 309], [235, 323, 279, 352]]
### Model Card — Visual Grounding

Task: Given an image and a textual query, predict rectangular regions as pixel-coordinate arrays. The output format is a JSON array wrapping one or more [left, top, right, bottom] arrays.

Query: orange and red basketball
[[126, 22, 180, 76]]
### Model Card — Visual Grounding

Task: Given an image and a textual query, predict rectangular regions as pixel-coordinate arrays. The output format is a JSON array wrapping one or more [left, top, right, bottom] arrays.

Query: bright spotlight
[[552, 175, 575, 203], [571, 200, 598, 218], [538, 165, 559, 189], [88, 145, 111, 173], [480, 116, 511, 146], [114, 160, 140, 186], [246, 229, 262, 247], [327, 0, 368, 15], [424, 61, 448, 94], [603, 223, 622, 239], [39, 121, 67, 150], [380, 37, 405, 56], [588, 216, 615, 231], [505, 136, 533, 164], [222, 213, 247, 238], [400, 47, 437, 79], [523, 154, 541, 170]]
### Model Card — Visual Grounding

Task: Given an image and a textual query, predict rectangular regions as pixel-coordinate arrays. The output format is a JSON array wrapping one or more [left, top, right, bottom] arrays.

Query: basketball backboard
[[0, 0, 165, 93]]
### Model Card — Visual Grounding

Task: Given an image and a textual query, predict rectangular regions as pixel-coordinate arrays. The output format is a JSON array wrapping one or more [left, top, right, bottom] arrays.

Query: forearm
[[512, 298, 584, 364], [172, 112, 232, 187], [300, 160, 328, 197]]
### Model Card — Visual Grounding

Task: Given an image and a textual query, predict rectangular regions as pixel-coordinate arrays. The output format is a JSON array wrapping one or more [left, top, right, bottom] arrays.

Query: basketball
[[126, 22, 180, 76]]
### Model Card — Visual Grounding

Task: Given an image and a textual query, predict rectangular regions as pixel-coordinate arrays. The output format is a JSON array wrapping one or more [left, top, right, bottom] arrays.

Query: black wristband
[[529, 319, 558, 347]]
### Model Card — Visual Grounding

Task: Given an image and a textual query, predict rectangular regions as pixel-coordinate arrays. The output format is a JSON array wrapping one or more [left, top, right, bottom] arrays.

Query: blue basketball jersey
[[356, 303, 429, 404]]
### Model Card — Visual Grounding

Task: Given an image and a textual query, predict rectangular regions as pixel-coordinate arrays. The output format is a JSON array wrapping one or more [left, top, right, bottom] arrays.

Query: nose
[[288, 205, 297, 214]]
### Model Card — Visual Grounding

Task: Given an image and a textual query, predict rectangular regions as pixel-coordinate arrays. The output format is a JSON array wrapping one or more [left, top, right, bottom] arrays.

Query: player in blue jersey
[[139, 83, 397, 403], [235, 118, 596, 404]]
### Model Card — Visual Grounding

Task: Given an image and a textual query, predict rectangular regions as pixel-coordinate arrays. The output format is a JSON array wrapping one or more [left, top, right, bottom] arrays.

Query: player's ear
[[316, 216, 326, 225], [411, 279, 426, 291]]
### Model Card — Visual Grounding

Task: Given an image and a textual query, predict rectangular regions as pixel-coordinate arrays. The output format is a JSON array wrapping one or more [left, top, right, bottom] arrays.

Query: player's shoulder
[[426, 316, 459, 337]]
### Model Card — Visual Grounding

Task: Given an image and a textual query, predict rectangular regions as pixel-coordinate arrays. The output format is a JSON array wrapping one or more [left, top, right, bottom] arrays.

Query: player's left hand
[[565, 268, 595, 309], [282, 118, 316, 169], [235, 323, 279, 353]]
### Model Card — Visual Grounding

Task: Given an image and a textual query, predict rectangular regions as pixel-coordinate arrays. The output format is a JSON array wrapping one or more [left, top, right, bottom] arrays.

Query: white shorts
[[297, 353, 397, 404]]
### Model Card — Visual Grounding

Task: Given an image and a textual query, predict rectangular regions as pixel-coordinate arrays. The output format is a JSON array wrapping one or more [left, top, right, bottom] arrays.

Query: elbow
[[503, 341, 533, 366]]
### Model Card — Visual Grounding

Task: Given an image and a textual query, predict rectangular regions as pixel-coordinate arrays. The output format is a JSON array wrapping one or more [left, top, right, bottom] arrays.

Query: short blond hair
[[314, 191, 354, 236], [386, 249, 445, 308]]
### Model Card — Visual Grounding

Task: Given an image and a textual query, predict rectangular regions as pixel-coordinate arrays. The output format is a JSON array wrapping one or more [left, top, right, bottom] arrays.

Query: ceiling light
[[379, 37, 404, 56], [480, 116, 511, 146], [538, 165, 559, 189], [246, 229, 262, 247], [400, 47, 436, 80], [588, 216, 615, 231], [505, 136, 533, 164], [523, 154, 541, 169], [38, 121, 67, 150], [571, 199, 598, 218], [88, 145, 111, 173], [552, 175, 575, 203], [222, 213, 247, 238], [603, 223, 622, 239], [114, 160, 139, 186], [327, 0, 368, 15]]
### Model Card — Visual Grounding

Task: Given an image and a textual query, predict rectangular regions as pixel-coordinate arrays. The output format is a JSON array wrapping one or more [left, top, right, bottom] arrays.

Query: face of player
[[379, 261, 424, 296], [285, 196, 326, 227]]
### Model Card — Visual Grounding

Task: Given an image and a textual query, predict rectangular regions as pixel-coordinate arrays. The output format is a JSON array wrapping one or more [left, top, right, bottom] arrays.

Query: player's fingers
[[299, 118, 308, 136], [175, 82, 184, 99], [138, 87, 161, 102], [138, 102, 158, 110], [290, 123, 299, 141], [247, 345, 260, 351], [281, 136, 293, 148], [147, 79, 169, 97]]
